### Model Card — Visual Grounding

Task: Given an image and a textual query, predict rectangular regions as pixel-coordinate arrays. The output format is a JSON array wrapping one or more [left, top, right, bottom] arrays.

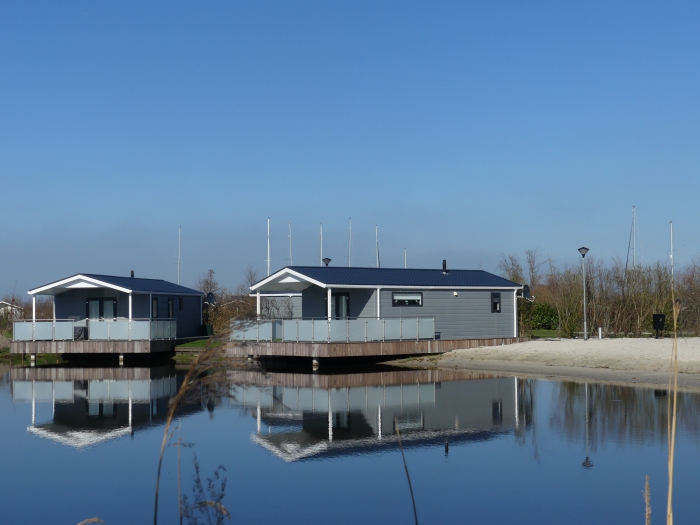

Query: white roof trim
[[29, 275, 132, 295], [250, 268, 327, 291], [249, 293, 302, 297]]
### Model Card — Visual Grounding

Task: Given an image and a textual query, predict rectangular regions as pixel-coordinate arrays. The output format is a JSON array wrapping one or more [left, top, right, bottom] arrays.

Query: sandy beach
[[392, 337, 700, 391]]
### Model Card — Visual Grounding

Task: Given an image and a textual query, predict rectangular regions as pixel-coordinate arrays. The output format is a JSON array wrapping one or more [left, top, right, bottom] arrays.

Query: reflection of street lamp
[[582, 382, 593, 469], [578, 247, 589, 340]]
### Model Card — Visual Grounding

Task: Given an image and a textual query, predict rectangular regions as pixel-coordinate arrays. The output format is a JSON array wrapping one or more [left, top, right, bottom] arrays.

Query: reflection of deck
[[227, 369, 499, 389], [11, 365, 175, 381], [225, 337, 524, 358]]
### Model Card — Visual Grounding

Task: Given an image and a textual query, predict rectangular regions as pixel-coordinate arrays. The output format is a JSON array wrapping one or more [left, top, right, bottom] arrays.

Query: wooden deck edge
[[9, 338, 184, 355], [223, 337, 527, 358]]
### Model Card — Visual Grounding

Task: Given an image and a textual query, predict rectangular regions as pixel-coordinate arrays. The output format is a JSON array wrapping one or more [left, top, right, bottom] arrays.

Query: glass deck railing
[[13, 319, 177, 341], [230, 317, 436, 343]]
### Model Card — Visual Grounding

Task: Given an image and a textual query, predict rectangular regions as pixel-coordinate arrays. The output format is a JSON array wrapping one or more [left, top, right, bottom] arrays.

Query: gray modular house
[[13, 273, 204, 344], [242, 264, 522, 342]]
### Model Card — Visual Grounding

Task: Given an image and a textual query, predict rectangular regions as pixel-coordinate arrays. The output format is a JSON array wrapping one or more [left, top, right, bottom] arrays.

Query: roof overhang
[[29, 275, 132, 296]]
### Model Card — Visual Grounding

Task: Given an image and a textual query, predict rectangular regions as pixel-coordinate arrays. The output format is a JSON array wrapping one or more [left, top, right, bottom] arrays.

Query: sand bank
[[391, 337, 700, 392]]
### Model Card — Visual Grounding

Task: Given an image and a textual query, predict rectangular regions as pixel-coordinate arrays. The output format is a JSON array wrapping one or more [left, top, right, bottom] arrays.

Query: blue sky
[[2, 1, 699, 294]]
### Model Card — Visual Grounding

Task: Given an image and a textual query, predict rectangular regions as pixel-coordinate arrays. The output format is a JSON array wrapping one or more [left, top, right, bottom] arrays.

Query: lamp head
[[578, 247, 589, 258], [322, 258, 331, 267]]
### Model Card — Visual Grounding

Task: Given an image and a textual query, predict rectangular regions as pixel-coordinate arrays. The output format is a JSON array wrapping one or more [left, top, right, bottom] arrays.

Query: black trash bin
[[653, 314, 666, 338]]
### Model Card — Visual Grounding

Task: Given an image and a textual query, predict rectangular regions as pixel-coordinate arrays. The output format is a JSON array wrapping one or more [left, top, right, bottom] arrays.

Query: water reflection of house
[[226, 370, 528, 462], [10, 366, 200, 448]]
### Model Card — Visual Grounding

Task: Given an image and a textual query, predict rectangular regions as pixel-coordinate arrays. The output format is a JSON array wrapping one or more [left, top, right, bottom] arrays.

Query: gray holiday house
[[237, 262, 522, 342], [11, 273, 203, 355]]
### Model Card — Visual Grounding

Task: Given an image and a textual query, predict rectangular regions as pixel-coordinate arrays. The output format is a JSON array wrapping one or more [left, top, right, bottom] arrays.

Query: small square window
[[392, 292, 422, 307], [167, 298, 174, 319], [491, 293, 501, 313]]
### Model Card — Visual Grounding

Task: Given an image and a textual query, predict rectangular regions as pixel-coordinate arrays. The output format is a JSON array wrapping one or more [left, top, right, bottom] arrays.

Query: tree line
[[499, 249, 700, 337]]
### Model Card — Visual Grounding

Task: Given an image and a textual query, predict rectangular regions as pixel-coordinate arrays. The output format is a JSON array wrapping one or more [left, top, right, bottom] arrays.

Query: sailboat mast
[[376, 225, 380, 268], [177, 226, 181, 284], [348, 218, 352, 267], [632, 206, 636, 268], [288, 221, 293, 266], [267, 218, 271, 276], [320, 222, 323, 267], [670, 221, 674, 284], [404, 248, 407, 269]]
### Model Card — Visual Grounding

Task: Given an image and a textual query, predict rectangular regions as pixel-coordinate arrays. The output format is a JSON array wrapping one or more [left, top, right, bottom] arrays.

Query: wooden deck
[[225, 337, 525, 359], [9, 339, 183, 355]]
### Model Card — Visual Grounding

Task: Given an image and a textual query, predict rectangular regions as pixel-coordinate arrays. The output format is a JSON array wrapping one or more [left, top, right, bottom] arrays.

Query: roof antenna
[[348, 218, 352, 267], [177, 226, 181, 284], [320, 222, 323, 267], [404, 248, 407, 269], [376, 225, 380, 268], [442, 259, 447, 274], [131, 270, 134, 278], [288, 220, 293, 266], [323, 257, 331, 267]]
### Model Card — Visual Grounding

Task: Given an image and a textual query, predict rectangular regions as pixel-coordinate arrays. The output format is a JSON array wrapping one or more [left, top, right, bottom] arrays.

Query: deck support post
[[312, 358, 319, 370], [119, 354, 124, 366], [30, 354, 36, 367]]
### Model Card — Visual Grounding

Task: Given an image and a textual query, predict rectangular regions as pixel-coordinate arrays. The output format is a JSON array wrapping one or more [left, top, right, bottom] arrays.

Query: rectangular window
[[167, 298, 174, 319], [178, 297, 184, 310], [152, 298, 158, 319], [491, 293, 501, 313], [392, 292, 423, 307]]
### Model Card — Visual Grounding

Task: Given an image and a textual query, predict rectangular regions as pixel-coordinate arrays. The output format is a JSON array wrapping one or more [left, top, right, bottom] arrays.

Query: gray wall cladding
[[298, 286, 514, 339], [55, 290, 202, 338], [380, 289, 515, 339]]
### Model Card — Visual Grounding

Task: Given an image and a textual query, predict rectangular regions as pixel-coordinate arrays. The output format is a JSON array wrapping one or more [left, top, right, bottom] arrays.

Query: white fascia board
[[28, 275, 132, 295], [250, 268, 327, 291], [133, 291, 204, 296], [318, 284, 523, 290], [249, 293, 302, 297]]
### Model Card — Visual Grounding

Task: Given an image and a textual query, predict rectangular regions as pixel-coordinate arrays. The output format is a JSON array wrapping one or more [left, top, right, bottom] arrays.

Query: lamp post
[[578, 247, 589, 340]]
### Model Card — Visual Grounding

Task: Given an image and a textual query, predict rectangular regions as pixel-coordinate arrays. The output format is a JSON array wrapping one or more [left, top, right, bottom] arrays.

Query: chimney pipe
[[442, 260, 447, 274], [131, 270, 134, 278]]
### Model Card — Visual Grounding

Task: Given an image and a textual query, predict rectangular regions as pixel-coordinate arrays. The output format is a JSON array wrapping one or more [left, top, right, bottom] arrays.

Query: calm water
[[2, 363, 700, 524]]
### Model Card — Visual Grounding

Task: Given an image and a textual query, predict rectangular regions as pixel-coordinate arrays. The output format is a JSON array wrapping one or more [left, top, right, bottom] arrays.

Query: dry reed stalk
[[666, 299, 681, 525], [394, 416, 419, 525], [153, 342, 227, 525], [643, 475, 651, 525]]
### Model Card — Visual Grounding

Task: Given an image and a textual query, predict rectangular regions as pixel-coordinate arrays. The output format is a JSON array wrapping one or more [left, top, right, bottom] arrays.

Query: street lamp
[[578, 247, 589, 340]]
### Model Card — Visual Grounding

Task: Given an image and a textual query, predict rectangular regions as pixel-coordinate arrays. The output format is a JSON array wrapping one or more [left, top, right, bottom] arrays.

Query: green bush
[[530, 302, 559, 330]]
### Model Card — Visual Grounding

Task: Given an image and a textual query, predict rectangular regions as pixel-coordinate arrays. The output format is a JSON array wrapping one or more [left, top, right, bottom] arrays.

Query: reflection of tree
[[549, 382, 700, 452]]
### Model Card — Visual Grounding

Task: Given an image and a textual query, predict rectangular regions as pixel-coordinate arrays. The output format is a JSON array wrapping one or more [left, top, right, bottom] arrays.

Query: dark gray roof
[[81, 274, 203, 295], [276, 266, 521, 288]]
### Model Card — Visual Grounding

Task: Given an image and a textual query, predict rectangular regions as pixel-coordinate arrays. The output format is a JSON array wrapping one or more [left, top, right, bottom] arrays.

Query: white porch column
[[52, 300, 56, 322], [128, 293, 132, 320], [32, 296, 36, 322], [327, 288, 332, 320], [149, 293, 152, 319], [514, 290, 518, 337], [256, 291, 261, 319], [376, 288, 381, 319]]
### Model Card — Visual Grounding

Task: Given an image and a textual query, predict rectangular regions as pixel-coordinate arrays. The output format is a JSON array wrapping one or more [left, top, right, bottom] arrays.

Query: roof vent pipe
[[131, 270, 134, 278], [442, 260, 447, 274]]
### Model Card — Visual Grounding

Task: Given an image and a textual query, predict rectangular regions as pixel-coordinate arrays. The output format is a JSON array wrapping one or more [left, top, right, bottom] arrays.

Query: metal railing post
[[382, 319, 385, 342], [400, 318, 403, 341], [346, 319, 349, 343], [416, 318, 419, 340], [364, 319, 367, 342], [256, 321, 260, 342], [307, 319, 310, 342]]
